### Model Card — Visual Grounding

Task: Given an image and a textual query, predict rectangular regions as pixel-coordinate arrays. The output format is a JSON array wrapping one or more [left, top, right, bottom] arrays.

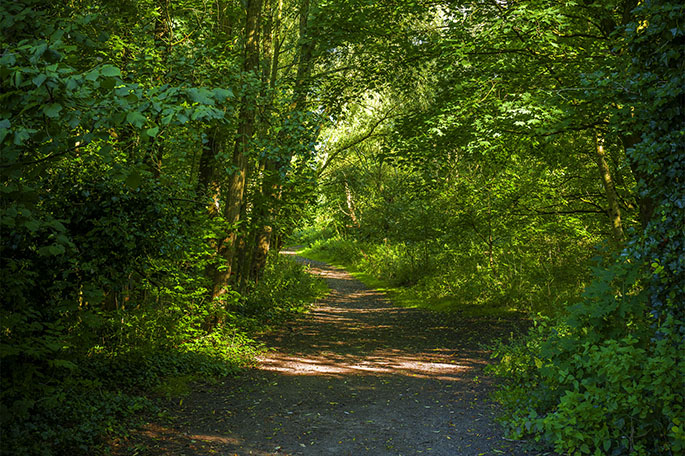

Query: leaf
[[214, 88, 234, 100], [85, 68, 100, 81], [146, 126, 160, 137], [187, 87, 215, 105], [51, 359, 78, 370], [100, 77, 116, 90], [24, 220, 41, 232], [32, 74, 47, 87], [44, 103, 62, 118], [126, 111, 146, 128], [125, 170, 142, 189], [65, 77, 79, 91], [100, 64, 121, 77]]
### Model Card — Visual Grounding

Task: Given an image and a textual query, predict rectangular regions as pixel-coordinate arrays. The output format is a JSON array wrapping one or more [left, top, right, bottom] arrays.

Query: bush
[[489, 257, 684, 455], [306, 236, 368, 265], [242, 251, 328, 321]]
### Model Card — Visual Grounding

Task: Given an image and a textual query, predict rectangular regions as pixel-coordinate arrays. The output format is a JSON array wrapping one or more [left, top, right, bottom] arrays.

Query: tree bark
[[242, 0, 282, 285], [294, 0, 313, 108], [212, 0, 263, 298], [594, 131, 624, 242]]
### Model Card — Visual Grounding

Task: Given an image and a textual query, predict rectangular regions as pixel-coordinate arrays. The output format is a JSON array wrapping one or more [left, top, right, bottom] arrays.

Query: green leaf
[[214, 88, 234, 100], [24, 220, 41, 232], [0, 119, 9, 143], [187, 87, 215, 105], [65, 77, 79, 91], [100, 77, 116, 90], [125, 170, 142, 189], [146, 126, 160, 137], [100, 64, 121, 77], [32, 74, 47, 87], [126, 111, 146, 128], [85, 68, 100, 81], [44, 103, 62, 118], [51, 359, 78, 370]]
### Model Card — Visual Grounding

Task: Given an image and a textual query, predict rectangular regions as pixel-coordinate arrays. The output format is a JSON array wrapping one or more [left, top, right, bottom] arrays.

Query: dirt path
[[114, 252, 541, 455]]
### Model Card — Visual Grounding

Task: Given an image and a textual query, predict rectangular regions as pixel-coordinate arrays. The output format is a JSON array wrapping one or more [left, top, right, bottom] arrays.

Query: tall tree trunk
[[294, 0, 313, 108], [196, 127, 227, 328], [212, 0, 263, 298], [147, 0, 172, 178], [197, 126, 224, 216], [250, 159, 280, 281], [270, 0, 283, 89], [595, 131, 624, 243], [248, 0, 285, 281], [344, 181, 359, 228]]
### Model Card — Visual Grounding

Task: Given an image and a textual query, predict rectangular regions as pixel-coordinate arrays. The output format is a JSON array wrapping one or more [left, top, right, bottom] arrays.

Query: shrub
[[489, 257, 684, 455]]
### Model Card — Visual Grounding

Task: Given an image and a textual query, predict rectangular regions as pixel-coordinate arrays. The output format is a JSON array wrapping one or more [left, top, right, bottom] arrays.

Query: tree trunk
[[247, 0, 292, 281], [595, 131, 624, 243], [212, 0, 263, 298], [294, 0, 313, 108], [146, 0, 172, 178], [344, 181, 359, 228], [270, 0, 283, 89]]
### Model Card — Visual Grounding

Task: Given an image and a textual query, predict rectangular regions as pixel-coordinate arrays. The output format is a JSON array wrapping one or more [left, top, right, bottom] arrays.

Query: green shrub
[[242, 251, 328, 321], [306, 236, 368, 265], [489, 257, 684, 455]]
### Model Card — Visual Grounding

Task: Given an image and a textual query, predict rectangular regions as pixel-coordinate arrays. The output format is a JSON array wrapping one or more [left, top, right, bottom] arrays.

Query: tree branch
[[318, 107, 399, 176]]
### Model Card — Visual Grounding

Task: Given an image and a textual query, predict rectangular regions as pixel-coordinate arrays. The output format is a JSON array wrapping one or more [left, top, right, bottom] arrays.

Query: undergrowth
[[0, 253, 325, 456]]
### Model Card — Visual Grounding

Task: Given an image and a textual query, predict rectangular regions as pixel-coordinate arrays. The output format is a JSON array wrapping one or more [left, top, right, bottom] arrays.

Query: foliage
[[241, 251, 328, 322], [1, 0, 681, 454], [487, 1, 684, 454], [303, 0, 682, 454], [0, 0, 327, 453]]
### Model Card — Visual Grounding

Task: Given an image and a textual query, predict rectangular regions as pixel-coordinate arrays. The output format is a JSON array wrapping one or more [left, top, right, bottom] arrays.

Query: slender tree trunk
[[247, 0, 287, 281], [344, 181, 359, 228], [197, 127, 227, 328], [147, 0, 172, 178], [487, 188, 494, 269], [245, 0, 312, 283], [270, 0, 283, 89], [212, 0, 263, 298], [197, 127, 224, 216], [294, 0, 313, 108], [595, 131, 624, 242]]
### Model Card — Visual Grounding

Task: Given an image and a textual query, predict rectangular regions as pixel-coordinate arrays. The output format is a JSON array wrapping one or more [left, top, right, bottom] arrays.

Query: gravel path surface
[[113, 252, 543, 455]]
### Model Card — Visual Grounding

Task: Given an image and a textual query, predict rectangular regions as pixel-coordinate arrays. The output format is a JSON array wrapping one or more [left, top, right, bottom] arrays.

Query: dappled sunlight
[[186, 433, 241, 444], [257, 350, 482, 381], [254, 257, 491, 384], [117, 423, 281, 456]]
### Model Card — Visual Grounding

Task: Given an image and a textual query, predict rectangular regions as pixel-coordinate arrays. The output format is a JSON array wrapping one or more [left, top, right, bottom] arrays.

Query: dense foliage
[[1, 0, 327, 453], [2, 0, 682, 454]]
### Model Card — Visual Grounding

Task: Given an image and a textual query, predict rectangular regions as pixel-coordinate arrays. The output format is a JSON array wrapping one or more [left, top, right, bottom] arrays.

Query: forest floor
[[111, 250, 548, 456]]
